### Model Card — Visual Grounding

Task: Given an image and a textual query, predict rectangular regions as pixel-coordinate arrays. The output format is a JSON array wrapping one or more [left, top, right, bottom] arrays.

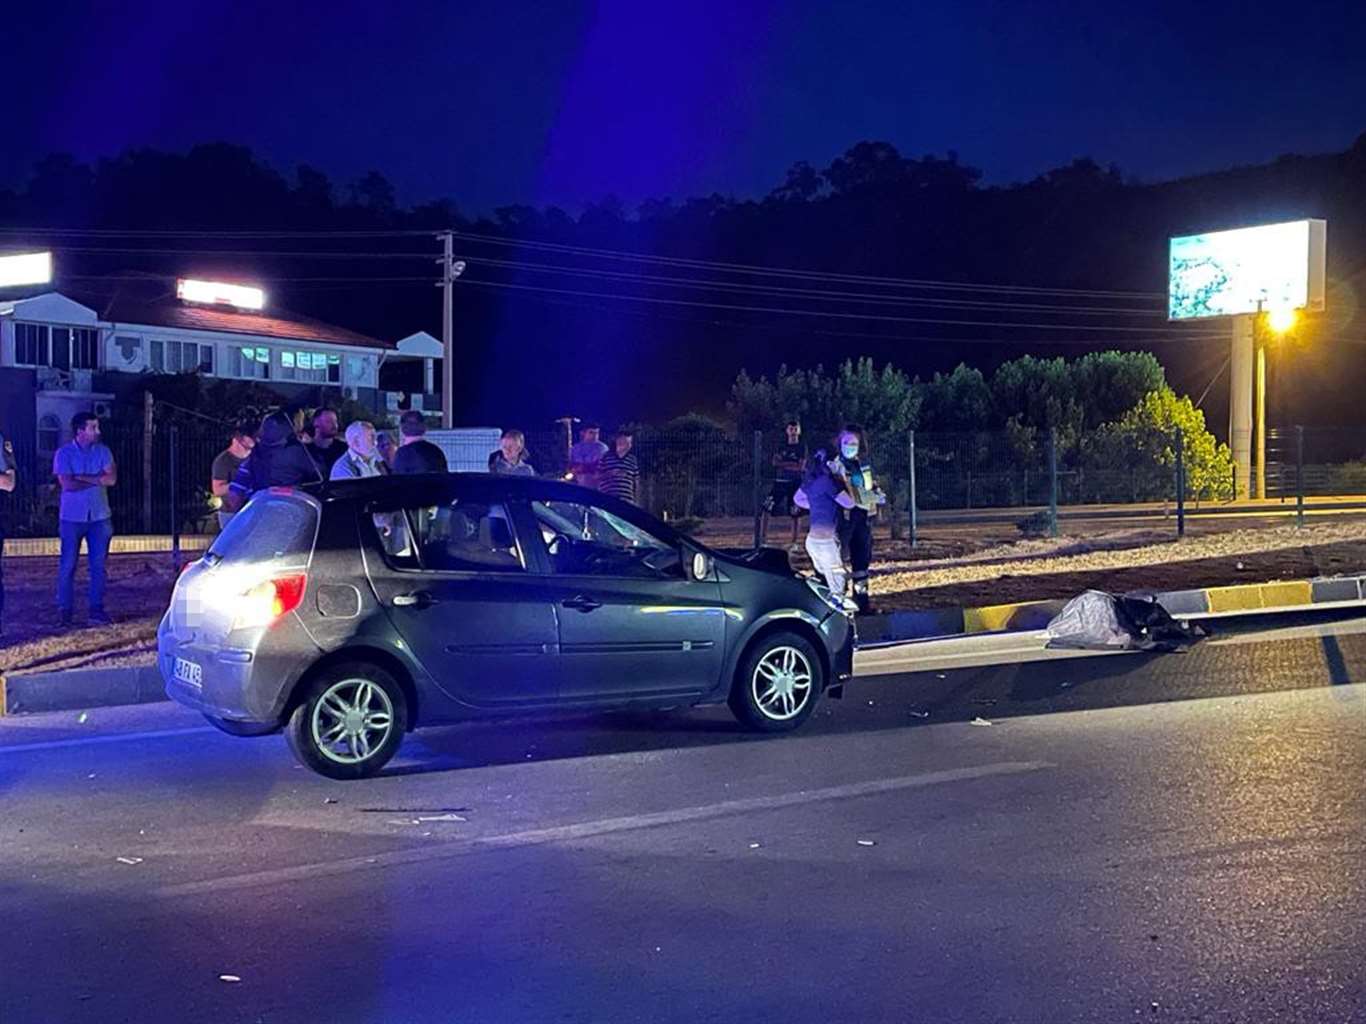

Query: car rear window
[[209, 493, 318, 567]]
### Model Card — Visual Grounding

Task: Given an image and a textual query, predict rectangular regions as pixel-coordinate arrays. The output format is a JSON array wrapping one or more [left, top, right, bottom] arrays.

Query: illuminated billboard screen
[[177, 278, 266, 310], [0, 251, 53, 287], [1168, 219, 1326, 320]]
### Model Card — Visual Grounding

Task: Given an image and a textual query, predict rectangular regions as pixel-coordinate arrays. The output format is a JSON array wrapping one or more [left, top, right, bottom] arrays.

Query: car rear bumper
[[158, 617, 306, 725]]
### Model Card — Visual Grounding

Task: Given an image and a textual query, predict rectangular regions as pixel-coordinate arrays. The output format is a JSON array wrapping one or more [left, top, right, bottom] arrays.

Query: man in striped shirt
[[598, 430, 640, 504]]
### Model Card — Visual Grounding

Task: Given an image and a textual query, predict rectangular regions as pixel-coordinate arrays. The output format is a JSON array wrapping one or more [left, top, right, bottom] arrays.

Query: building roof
[[100, 293, 392, 350], [396, 331, 443, 359]]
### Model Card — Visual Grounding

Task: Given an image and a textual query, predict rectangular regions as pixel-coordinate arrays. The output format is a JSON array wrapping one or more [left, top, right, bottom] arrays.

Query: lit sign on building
[[176, 279, 266, 311], [0, 251, 53, 287], [1168, 219, 1326, 320]]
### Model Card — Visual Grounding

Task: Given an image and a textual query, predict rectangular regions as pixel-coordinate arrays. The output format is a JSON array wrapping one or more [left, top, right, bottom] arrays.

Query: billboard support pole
[[1229, 313, 1254, 500]]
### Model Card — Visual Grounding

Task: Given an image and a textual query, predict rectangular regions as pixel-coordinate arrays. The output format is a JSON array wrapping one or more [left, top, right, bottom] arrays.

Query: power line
[[447, 230, 1169, 300], [60, 258, 1176, 319], [454, 278, 1224, 335], [5, 225, 1170, 300]]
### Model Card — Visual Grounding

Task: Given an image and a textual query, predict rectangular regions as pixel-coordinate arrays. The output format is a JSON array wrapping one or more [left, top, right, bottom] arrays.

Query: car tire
[[285, 663, 408, 780], [728, 630, 823, 733], [203, 713, 279, 738]]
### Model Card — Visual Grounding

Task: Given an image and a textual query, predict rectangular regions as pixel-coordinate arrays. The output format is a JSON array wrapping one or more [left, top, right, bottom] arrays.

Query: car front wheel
[[286, 663, 408, 780], [729, 631, 823, 733]]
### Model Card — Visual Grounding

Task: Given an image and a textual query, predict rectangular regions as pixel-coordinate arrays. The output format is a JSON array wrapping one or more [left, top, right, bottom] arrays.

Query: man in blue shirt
[[53, 411, 117, 627]]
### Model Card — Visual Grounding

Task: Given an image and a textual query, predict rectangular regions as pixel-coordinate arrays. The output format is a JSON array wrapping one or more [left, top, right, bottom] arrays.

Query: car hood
[[712, 546, 795, 577]]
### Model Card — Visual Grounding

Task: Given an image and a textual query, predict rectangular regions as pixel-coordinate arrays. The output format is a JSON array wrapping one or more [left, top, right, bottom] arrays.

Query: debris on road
[[114, 856, 143, 865], [856, 839, 876, 847], [909, 710, 931, 719], [748, 842, 761, 849], [323, 798, 338, 805], [218, 974, 241, 984], [77, 712, 89, 724], [416, 813, 466, 823], [969, 717, 994, 727]]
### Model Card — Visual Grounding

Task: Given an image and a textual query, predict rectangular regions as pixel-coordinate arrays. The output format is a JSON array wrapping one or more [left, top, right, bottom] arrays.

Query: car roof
[[303, 472, 590, 504], [296, 473, 688, 543]]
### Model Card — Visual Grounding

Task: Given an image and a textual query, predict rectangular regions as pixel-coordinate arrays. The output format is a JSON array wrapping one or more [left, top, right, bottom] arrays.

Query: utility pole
[[435, 231, 466, 430]]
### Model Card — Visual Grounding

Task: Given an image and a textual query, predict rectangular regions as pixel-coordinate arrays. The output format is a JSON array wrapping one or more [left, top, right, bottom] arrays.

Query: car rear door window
[[371, 498, 525, 574]]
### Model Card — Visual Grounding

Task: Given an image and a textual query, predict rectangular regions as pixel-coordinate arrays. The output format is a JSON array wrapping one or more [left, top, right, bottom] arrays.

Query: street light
[[1266, 306, 1298, 334], [1254, 303, 1300, 498]]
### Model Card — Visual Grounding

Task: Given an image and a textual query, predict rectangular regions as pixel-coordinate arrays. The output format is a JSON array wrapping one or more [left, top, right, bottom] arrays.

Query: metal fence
[[4, 420, 1365, 543]]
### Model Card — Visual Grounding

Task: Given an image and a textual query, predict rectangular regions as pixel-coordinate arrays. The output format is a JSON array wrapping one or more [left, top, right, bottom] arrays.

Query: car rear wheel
[[729, 631, 823, 733], [203, 713, 279, 737], [285, 663, 408, 780]]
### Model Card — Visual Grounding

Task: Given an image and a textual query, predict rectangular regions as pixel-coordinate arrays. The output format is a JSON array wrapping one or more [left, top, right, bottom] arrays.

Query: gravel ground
[[6, 518, 1366, 675]]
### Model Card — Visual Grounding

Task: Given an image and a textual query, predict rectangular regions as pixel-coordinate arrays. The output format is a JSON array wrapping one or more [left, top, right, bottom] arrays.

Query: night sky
[[3, 0, 1364, 213]]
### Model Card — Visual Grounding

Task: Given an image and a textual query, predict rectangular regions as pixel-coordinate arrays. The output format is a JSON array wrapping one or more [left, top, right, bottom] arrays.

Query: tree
[[727, 359, 915, 445], [1084, 388, 1233, 502], [915, 364, 993, 432], [1069, 351, 1167, 429]]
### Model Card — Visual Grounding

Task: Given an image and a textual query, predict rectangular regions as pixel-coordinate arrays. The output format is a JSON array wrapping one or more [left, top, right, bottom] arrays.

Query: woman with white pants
[[793, 449, 857, 596]]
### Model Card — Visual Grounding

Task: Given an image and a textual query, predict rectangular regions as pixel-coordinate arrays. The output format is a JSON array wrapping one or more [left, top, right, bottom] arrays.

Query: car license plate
[[173, 657, 202, 686]]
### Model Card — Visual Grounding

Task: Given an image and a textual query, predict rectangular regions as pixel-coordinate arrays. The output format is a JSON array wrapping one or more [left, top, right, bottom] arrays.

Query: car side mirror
[[690, 550, 713, 581]]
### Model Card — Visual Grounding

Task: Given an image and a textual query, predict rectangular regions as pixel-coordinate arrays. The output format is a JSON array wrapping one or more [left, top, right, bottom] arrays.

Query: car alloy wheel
[[310, 678, 396, 765], [751, 645, 814, 721]]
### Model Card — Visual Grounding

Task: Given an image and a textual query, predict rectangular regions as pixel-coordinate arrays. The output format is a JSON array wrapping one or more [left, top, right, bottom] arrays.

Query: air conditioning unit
[[343, 386, 358, 400], [94, 401, 112, 419]]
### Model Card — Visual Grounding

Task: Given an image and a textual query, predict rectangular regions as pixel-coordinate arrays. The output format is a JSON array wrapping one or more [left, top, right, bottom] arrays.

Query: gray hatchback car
[[160, 473, 856, 778]]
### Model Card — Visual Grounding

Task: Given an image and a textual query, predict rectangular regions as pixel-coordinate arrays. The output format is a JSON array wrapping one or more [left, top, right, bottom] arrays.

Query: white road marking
[[0, 726, 215, 755], [156, 760, 1052, 898]]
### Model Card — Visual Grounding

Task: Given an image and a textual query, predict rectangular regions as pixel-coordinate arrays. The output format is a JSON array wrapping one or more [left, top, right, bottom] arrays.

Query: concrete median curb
[[857, 573, 1366, 647], [0, 666, 167, 716], [5, 572, 1366, 716]]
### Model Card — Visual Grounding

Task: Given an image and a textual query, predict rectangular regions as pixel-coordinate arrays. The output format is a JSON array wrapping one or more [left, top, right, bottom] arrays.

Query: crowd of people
[[0, 407, 876, 634], [214, 411, 642, 523]]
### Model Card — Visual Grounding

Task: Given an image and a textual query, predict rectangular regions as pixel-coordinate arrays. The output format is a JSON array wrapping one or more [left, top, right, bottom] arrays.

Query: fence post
[[1296, 425, 1305, 529], [1047, 428, 1058, 538], [169, 422, 181, 569], [142, 391, 154, 534], [1174, 427, 1186, 538], [752, 429, 764, 549], [908, 430, 918, 549]]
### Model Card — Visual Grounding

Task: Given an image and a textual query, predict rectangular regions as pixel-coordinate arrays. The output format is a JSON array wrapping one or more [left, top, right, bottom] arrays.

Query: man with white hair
[[330, 420, 388, 480]]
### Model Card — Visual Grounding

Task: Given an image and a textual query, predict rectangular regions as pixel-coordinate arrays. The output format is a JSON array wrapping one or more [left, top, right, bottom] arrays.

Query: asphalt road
[[1, 619, 1363, 1023]]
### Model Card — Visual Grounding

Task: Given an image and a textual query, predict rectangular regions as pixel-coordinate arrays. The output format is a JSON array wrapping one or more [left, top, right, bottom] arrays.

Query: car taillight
[[233, 573, 308, 630]]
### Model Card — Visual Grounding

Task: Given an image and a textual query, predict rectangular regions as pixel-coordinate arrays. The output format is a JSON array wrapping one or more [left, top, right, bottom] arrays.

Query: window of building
[[281, 350, 341, 383], [232, 346, 272, 380], [13, 323, 99, 370], [150, 339, 214, 375], [37, 414, 61, 454], [15, 323, 50, 366]]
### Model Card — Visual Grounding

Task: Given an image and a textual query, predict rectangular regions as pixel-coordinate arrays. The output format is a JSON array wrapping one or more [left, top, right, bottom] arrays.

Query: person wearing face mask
[[832, 425, 886, 614]]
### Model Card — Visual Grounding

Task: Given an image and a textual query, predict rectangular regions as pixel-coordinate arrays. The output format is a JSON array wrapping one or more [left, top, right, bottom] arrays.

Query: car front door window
[[532, 500, 680, 579]]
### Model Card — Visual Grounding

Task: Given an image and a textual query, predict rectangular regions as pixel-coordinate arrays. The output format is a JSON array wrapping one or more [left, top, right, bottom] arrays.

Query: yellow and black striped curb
[[0, 535, 213, 558], [856, 574, 1366, 646]]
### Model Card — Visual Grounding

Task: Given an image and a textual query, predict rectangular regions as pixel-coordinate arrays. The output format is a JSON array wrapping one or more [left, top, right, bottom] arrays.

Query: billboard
[[0, 251, 52, 287], [1168, 219, 1326, 320], [176, 278, 266, 310]]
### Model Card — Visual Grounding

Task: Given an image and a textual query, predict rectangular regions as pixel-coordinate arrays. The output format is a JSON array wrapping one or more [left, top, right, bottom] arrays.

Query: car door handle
[[561, 595, 602, 613], [393, 591, 436, 608]]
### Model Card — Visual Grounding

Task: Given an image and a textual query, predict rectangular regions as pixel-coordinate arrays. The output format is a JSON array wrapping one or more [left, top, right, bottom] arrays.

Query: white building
[[0, 276, 438, 468]]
